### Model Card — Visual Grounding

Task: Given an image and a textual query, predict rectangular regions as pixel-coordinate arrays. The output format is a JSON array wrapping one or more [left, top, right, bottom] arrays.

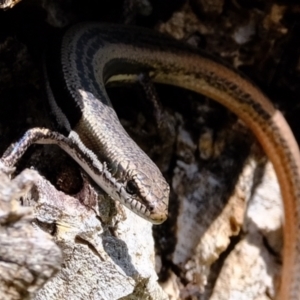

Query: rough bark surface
[[0, 169, 62, 300]]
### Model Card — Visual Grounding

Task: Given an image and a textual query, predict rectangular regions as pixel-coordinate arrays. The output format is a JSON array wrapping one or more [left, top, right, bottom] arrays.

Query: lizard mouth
[[124, 196, 168, 224]]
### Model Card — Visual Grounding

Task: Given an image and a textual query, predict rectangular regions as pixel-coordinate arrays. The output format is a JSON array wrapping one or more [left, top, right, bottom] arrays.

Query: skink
[[2, 23, 300, 299]]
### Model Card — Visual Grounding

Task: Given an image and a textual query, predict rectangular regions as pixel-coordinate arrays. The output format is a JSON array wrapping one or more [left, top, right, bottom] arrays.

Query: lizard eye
[[126, 180, 138, 195]]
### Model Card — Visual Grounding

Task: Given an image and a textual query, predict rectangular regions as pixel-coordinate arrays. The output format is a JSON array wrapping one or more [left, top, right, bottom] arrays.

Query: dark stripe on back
[[45, 31, 82, 130], [74, 27, 111, 105]]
